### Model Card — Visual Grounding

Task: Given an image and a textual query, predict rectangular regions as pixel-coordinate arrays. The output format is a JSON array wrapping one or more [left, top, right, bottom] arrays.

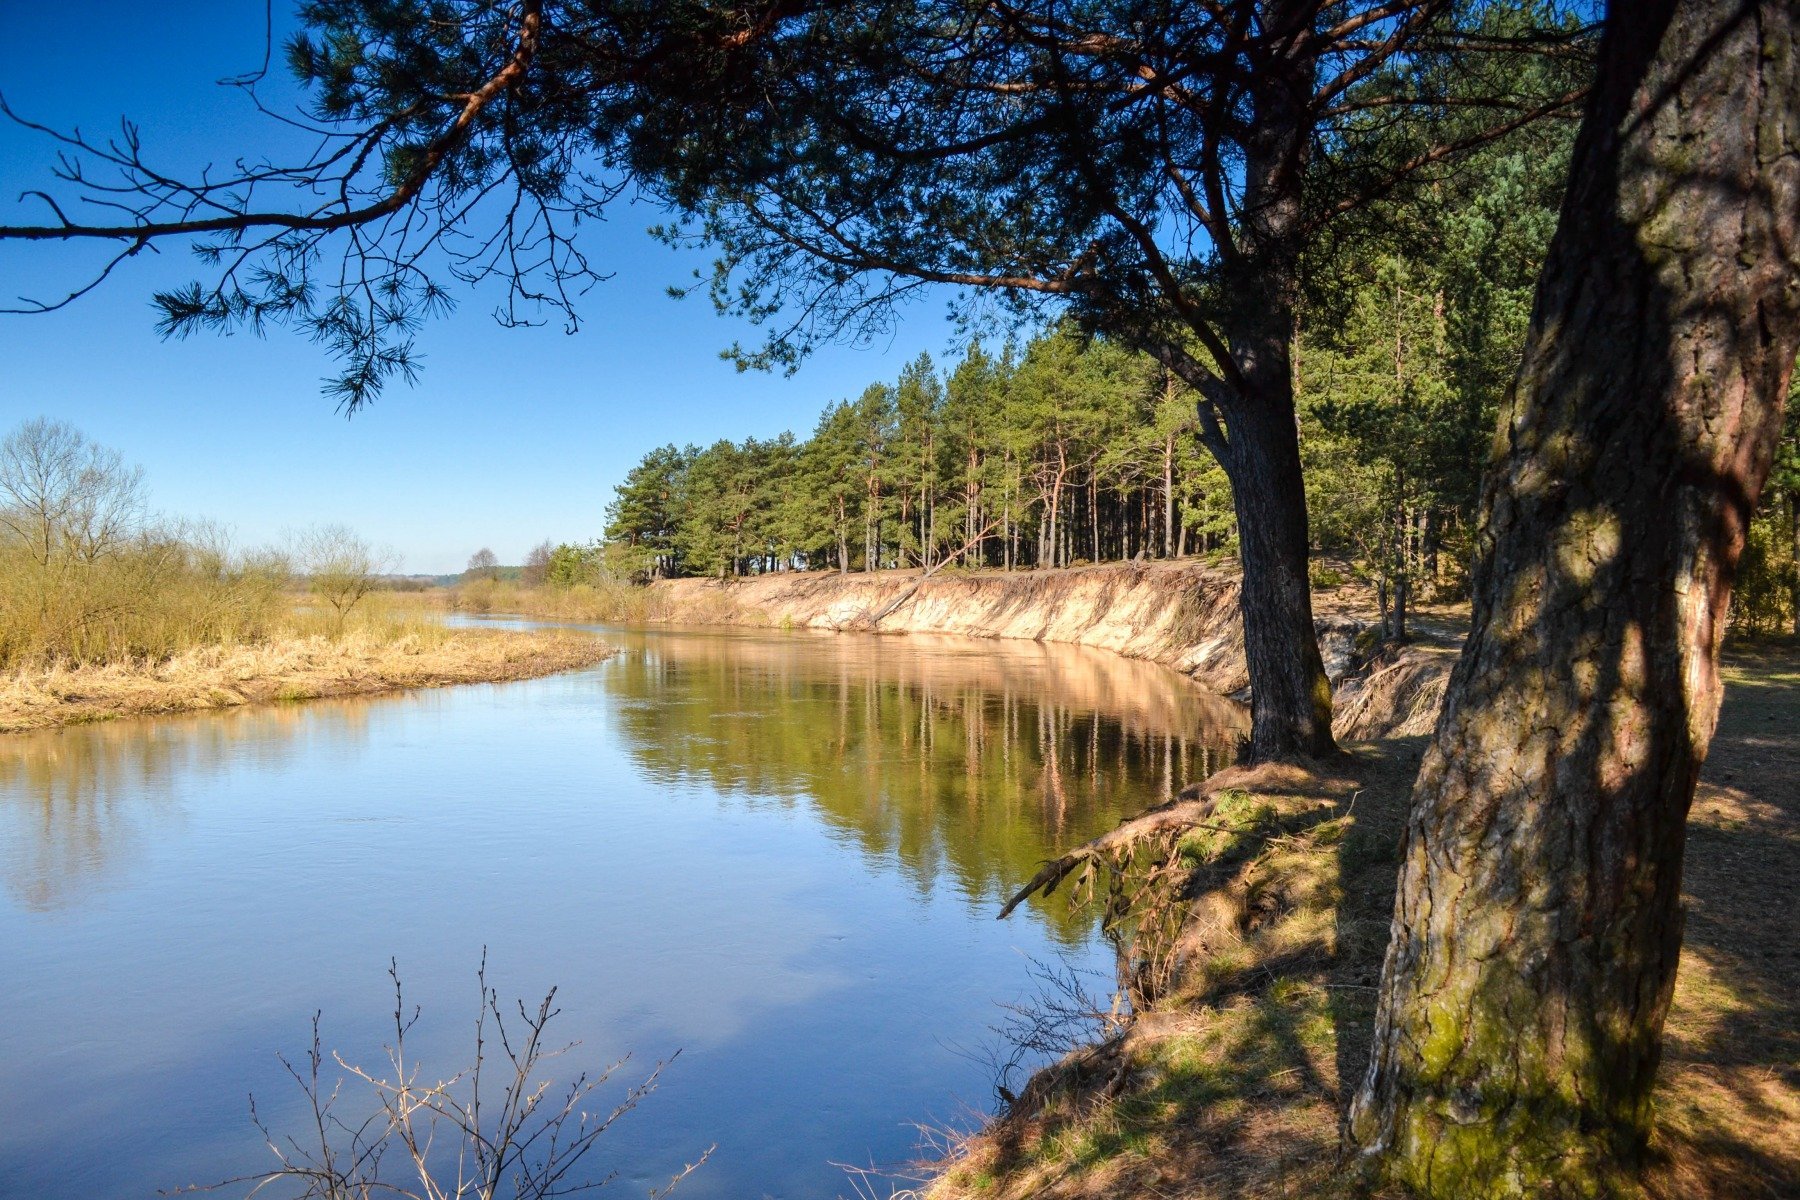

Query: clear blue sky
[[0, 3, 964, 573]]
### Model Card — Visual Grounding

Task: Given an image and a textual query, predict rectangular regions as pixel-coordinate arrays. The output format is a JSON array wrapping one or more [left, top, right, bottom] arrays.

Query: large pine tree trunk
[[1348, 4, 1800, 1194], [1206, 3, 1336, 762], [1217, 386, 1338, 760]]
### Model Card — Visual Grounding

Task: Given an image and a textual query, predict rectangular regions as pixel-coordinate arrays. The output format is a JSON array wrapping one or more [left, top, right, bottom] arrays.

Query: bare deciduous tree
[[465, 547, 501, 584], [0, 417, 145, 567], [297, 524, 391, 633], [521, 541, 554, 590]]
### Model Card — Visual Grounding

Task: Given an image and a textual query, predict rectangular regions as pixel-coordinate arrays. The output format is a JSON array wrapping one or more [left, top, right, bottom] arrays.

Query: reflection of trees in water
[[605, 632, 1246, 943], [0, 700, 380, 911], [1, 634, 1241, 937]]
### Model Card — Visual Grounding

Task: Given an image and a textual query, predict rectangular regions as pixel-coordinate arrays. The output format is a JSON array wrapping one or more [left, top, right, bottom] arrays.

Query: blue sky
[[0, 2, 962, 573]]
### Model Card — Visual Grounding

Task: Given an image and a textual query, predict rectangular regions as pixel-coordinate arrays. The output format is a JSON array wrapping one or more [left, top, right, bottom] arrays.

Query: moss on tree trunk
[[1347, 3, 1800, 1195]]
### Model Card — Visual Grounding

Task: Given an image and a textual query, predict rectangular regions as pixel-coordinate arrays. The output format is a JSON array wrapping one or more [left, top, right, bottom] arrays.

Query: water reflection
[[0, 626, 1244, 1200], [2, 630, 1243, 929], [0, 699, 386, 911], [603, 629, 1243, 941]]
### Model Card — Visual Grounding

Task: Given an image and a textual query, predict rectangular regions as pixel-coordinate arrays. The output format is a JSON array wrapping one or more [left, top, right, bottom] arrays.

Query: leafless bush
[[296, 524, 394, 633], [176, 958, 709, 1200], [521, 542, 555, 590], [967, 956, 1127, 1114], [0, 416, 145, 566]]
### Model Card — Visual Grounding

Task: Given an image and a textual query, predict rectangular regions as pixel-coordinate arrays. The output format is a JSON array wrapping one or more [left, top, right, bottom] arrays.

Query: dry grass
[[928, 753, 1416, 1200], [925, 652, 1800, 1200], [451, 577, 755, 626], [0, 624, 612, 733]]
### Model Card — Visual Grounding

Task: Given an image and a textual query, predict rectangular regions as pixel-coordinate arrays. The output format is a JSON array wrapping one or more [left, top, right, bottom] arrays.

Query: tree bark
[[1212, 388, 1338, 759], [1791, 490, 1799, 637], [1164, 432, 1176, 558], [1349, 4, 1800, 1195], [1089, 474, 1100, 562], [838, 502, 849, 574], [1168, 2, 1337, 762]]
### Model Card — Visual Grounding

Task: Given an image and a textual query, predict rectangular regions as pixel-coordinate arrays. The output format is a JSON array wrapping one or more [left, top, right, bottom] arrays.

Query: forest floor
[[0, 627, 612, 733], [922, 644, 1800, 1200]]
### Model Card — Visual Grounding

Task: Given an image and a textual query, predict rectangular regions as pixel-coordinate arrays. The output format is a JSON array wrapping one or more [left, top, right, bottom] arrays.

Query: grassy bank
[[0, 622, 612, 733], [925, 654, 1800, 1200], [450, 574, 750, 626]]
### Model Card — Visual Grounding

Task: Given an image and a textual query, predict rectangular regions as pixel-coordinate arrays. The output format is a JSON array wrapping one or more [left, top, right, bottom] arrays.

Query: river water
[[0, 625, 1243, 1199]]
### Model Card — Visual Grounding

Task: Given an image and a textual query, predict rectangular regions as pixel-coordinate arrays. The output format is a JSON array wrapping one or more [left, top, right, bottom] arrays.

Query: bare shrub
[[179, 958, 709, 1200], [448, 578, 672, 624], [297, 524, 393, 634], [958, 956, 1125, 1114], [521, 541, 555, 589]]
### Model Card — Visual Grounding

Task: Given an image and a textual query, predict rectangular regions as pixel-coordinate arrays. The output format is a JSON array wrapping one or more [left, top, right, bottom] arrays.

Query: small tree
[[0, 417, 145, 568], [298, 524, 388, 634], [521, 539, 554, 588], [605, 445, 694, 579], [545, 542, 603, 588], [465, 546, 500, 583]]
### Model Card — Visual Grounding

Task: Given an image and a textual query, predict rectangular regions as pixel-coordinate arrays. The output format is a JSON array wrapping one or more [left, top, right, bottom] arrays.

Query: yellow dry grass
[[451, 576, 750, 626], [0, 626, 612, 733]]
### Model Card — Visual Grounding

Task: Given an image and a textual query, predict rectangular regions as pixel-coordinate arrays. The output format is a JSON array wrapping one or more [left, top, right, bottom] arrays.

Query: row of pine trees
[[595, 143, 1800, 638], [603, 329, 1235, 581]]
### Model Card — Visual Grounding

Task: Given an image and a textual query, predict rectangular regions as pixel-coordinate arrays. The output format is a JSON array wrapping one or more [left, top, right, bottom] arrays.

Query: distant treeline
[[601, 328, 1235, 580], [592, 301, 1799, 637]]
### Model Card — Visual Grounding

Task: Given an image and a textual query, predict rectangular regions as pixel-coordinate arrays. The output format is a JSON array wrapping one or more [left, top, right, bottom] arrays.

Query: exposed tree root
[[997, 762, 1355, 920], [997, 788, 1225, 920]]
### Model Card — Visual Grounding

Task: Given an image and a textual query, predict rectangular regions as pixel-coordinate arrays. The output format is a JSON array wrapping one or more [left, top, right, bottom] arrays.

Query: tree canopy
[[0, 0, 1598, 760]]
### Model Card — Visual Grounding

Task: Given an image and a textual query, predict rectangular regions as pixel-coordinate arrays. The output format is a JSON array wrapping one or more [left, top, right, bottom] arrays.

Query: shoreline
[[0, 627, 613, 734], [643, 561, 1458, 742], [457, 561, 1463, 743], [919, 655, 1800, 1200]]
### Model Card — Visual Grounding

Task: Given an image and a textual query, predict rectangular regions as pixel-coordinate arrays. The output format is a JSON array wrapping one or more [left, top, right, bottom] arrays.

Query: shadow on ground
[[924, 651, 1798, 1199]]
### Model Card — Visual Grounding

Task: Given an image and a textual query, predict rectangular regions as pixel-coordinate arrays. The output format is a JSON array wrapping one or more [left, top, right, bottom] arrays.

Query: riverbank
[[920, 651, 1800, 1200], [0, 627, 612, 733], [647, 562, 1454, 742], [659, 561, 1256, 690]]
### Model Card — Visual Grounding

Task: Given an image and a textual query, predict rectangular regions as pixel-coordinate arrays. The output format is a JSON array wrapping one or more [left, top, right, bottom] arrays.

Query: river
[[0, 624, 1244, 1199]]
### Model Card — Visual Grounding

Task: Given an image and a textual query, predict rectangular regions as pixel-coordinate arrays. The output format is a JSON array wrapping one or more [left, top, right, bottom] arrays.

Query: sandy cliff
[[652, 560, 1448, 740]]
